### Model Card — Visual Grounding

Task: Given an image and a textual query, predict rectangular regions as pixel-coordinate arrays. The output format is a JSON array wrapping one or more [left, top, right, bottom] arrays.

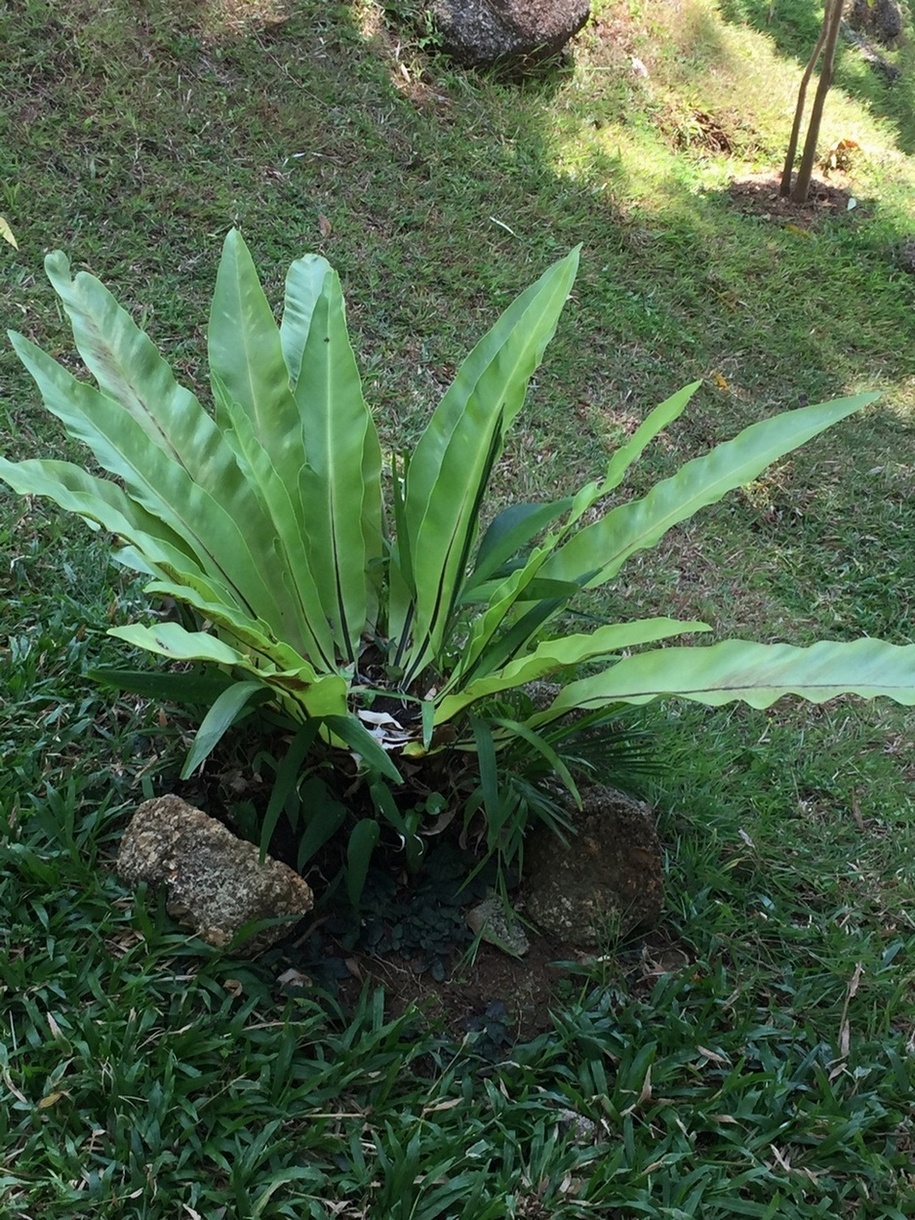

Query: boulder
[[522, 785, 663, 947], [847, 0, 903, 46], [116, 795, 313, 955], [430, 0, 591, 67]]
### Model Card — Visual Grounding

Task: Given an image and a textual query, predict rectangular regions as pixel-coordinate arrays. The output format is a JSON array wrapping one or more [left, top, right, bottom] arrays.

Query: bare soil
[[292, 918, 697, 1047], [726, 172, 862, 229], [337, 930, 574, 1044]]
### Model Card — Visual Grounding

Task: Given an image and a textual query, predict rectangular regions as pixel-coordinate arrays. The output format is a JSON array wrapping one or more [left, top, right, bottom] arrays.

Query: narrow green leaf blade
[[108, 621, 248, 667], [323, 715, 403, 782], [38, 250, 308, 627], [601, 381, 701, 495], [259, 723, 320, 861], [435, 617, 709, 723], [207, 233, 338, 657], [542, 392, 879, 588], [530, 638, 915, 721], [109, 620, 348, 720], [43, 251, 223, 467], [297, 778, 347, 870], [0, 457, 203, 577], [294, 271, 383, 655], [181, 681, 267, 778], [347, 819, 381, 908], [10, 333, 290, 629], [281, 252, 332, 386], [392, 248, 580, 671], [208, 230, 298, 449], [471, 717, 502, 830], [89, 666, 235, 704], [468, 498, 573, 589], [0, 216, 18, 249], [490, 716, 580, 805], [211, 373, 337, 669]]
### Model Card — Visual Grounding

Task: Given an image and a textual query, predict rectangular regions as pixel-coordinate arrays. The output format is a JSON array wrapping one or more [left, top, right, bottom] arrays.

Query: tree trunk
[[779, 11, 830, 197], [790, 0, 844, 204]]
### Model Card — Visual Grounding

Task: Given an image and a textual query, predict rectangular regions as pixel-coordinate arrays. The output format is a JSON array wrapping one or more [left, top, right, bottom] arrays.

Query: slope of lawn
[[1, 0, 914, 1215]]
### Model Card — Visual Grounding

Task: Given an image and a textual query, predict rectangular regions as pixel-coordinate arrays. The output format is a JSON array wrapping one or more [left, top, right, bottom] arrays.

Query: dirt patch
[[278, 841, 582, 1044], [285, 920, 698, 1049], [277, 873, 696, 1049], [172, 772, 681, 1045], [336, 931, 576, 1045], [325, 923, 698, 1048], [726, 172, 862, 229]]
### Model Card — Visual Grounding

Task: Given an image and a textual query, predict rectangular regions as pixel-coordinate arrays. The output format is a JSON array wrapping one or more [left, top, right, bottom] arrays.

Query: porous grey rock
[[466, 892, 530, 957], [430, 0, 590, 67], [523, 785, 663, 947], [117, 795, 313, 955]]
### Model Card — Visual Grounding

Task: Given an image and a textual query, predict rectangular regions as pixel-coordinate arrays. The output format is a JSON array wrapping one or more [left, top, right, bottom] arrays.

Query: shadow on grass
[[1, 0, 914, 568]]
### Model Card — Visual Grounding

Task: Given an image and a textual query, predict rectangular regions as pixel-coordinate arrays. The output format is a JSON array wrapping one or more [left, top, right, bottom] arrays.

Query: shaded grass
[[2, 0, 915, 1214]]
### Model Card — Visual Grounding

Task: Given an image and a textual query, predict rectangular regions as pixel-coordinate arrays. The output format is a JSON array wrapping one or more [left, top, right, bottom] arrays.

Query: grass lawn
[[2, 0, 915, 1214]]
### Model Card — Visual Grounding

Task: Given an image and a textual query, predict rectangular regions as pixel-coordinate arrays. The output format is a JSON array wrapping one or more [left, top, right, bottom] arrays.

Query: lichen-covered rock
[[430, 0, 591, 68], [116, 795, 313, 955], [523, 785, 663, 947]]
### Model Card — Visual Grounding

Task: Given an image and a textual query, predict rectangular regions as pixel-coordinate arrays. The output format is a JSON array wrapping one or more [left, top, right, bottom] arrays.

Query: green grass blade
[[346, 819, 381, 907], [530, 637, 915, 720], [542, 392, 880, 588], [368, 780, 424, 871]]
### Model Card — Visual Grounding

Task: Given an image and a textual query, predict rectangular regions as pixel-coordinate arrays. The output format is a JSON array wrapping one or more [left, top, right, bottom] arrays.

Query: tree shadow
[[2, 0, 913, 495]]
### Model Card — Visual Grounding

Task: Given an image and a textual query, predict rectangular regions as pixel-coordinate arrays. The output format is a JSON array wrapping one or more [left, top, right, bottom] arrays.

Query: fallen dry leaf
[[277, 967, 312, 988]]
